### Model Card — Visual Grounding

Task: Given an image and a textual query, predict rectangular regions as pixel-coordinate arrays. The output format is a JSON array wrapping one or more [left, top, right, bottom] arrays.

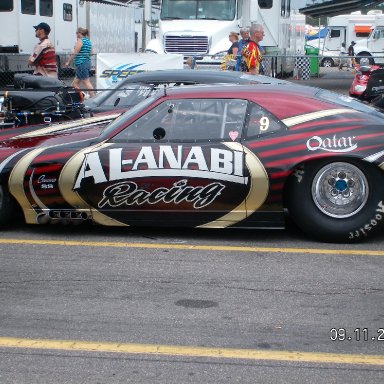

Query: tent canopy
[[300, 0, 384, 18], [306, 27, 329, 41]]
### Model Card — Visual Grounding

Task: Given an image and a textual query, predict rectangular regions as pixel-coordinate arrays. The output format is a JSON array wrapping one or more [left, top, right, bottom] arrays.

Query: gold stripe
[[12, 114, 120, 139], [0, 337, 383, 365], [0, 238, 384, 257], [8, 148, 47, 223], [282, 109, 359, 127], [59, 142, 128, 227]]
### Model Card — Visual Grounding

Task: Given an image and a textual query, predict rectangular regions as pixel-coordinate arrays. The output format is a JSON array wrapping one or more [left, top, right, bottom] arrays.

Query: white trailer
[[0, 0, 136, 74], [306, 11, 379, 67], [145, 0, 305, 76]]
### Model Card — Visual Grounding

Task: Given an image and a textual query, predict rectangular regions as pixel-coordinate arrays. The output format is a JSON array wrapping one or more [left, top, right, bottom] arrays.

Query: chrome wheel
[[311, 162, 368, 219]]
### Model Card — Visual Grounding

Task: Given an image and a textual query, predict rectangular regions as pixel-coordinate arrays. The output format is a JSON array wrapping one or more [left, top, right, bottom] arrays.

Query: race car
[[0, 74, 86, 128], [84, 69, 289, 113], [0, 70, 287, 128], [1, 83, 384, 243]]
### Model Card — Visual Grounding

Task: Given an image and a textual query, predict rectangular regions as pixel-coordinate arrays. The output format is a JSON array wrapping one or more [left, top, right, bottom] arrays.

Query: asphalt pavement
[[289, 66, 355, 95]]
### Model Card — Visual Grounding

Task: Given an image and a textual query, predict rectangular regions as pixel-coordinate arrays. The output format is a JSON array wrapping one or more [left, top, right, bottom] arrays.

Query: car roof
[[118, 69, 289, 85], [154, 82, 317, 98], [85, 70, 291, 110]]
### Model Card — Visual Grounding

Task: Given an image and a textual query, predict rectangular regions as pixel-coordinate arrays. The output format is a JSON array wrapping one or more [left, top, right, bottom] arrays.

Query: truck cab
[[146, 0, 244, 59], [145, 0, 304, 66], [354, 25, 384, 64]]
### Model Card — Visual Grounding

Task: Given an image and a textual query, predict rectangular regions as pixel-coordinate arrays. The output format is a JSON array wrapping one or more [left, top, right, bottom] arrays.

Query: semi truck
[[145, 0, 306, 77], [354, 13, 384, 64], [306, 11, 379, 67], [0, 0, 137, 76]]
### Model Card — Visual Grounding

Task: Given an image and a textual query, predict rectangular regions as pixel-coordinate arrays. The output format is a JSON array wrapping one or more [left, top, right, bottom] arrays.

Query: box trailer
[[0, 0, 136, 75]]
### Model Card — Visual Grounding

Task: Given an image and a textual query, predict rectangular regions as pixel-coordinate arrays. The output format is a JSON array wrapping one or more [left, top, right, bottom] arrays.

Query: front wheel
[[0, 183, 16, 227], [286, 161, 384, 242], [321, 58, 334, 67], [356, 54, 375, 65]]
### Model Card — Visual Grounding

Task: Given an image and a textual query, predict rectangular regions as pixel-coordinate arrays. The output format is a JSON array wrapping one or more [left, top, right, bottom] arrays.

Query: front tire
[[0, 183, 16, 227], [321, 58, 334, 67], [356, 53, 375, 65], [286, 160, 384, 242]]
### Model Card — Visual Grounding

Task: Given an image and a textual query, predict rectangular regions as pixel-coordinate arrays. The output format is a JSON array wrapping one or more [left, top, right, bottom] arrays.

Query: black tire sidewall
[[287, 160, 384, 242], [0, 184, 15, 227]]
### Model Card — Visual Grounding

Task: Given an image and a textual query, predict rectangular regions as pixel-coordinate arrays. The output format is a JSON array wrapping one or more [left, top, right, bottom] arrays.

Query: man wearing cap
[[28, 22, 57, 78]]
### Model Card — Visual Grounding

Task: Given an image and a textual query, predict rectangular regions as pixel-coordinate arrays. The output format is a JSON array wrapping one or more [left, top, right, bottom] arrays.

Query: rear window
[[317, 89, 384, 117]]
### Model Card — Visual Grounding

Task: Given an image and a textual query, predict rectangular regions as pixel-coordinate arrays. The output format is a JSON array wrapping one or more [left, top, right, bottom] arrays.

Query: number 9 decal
[[260, 116, 270, 132]]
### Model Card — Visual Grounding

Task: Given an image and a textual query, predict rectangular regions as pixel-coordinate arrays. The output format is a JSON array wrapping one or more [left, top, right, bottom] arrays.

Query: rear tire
[[0, 183, 16, 227], [286, 160, 384, 242]]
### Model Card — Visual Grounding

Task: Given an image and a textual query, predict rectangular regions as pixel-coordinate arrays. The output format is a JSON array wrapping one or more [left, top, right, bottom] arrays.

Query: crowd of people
[[28, 20, 265, 98], [221, 24, 265, 75], [28, 22, 94, 98]]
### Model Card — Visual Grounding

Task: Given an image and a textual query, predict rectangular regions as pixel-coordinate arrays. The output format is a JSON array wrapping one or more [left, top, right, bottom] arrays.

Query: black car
[[84, 69, 290, 113], [0, 70, 289, 129]]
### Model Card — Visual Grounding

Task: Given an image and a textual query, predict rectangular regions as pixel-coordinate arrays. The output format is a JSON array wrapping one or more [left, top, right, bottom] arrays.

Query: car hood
[[0, 113, 120, 149]]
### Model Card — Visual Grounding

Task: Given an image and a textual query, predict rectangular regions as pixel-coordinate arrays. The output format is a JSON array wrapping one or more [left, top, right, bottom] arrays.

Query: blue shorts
[[75, 60, 91, 80]]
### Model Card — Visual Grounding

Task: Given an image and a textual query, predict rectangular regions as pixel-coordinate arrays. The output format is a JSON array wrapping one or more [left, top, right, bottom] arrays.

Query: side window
[[258, 0, 272, 9], [330, 29, 341, 38], [40, 0, 53, 17], [112, 99, 247, 143], [63, 3, 72, 21], [21, 0, 35, 14], [245, 102, 282, 138], [113, 101, 175, 142], [376, 28, 384, 40], [0, 0, 13, 12]]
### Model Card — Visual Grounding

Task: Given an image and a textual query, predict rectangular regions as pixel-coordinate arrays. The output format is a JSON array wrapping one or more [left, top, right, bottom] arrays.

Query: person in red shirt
[[242, 24, 264, 75], [28, 22, 57, 78]]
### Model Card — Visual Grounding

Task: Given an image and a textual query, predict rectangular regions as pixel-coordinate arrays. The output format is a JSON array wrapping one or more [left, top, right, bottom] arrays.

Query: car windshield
[[99, 95, 158, 140], [89, 84, 154, 110], [160, 0, 236, 21]]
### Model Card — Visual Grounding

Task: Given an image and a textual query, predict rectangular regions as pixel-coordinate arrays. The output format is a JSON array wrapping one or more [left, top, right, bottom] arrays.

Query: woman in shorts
[[65, 27, 95, 98]]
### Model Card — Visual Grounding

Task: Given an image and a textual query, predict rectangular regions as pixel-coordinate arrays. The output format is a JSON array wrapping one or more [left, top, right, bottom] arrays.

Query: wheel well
[[0, 180, 23, 225]]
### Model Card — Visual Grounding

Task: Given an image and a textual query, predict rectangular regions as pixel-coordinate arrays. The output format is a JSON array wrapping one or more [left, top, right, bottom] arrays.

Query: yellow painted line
[[0, 337, 383, 366], [0, 238, 384, 257]]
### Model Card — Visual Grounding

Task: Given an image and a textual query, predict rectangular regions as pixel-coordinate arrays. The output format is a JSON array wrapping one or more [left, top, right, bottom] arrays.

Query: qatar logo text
[[306, 135, 357, 153]]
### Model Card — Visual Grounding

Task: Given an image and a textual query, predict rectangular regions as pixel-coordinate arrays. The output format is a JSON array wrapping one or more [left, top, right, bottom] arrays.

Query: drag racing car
[[0, 74, 86, 128], [0, 70, 287, 129], [1, 83, 384, 243], [84, 69, 289, 113]]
